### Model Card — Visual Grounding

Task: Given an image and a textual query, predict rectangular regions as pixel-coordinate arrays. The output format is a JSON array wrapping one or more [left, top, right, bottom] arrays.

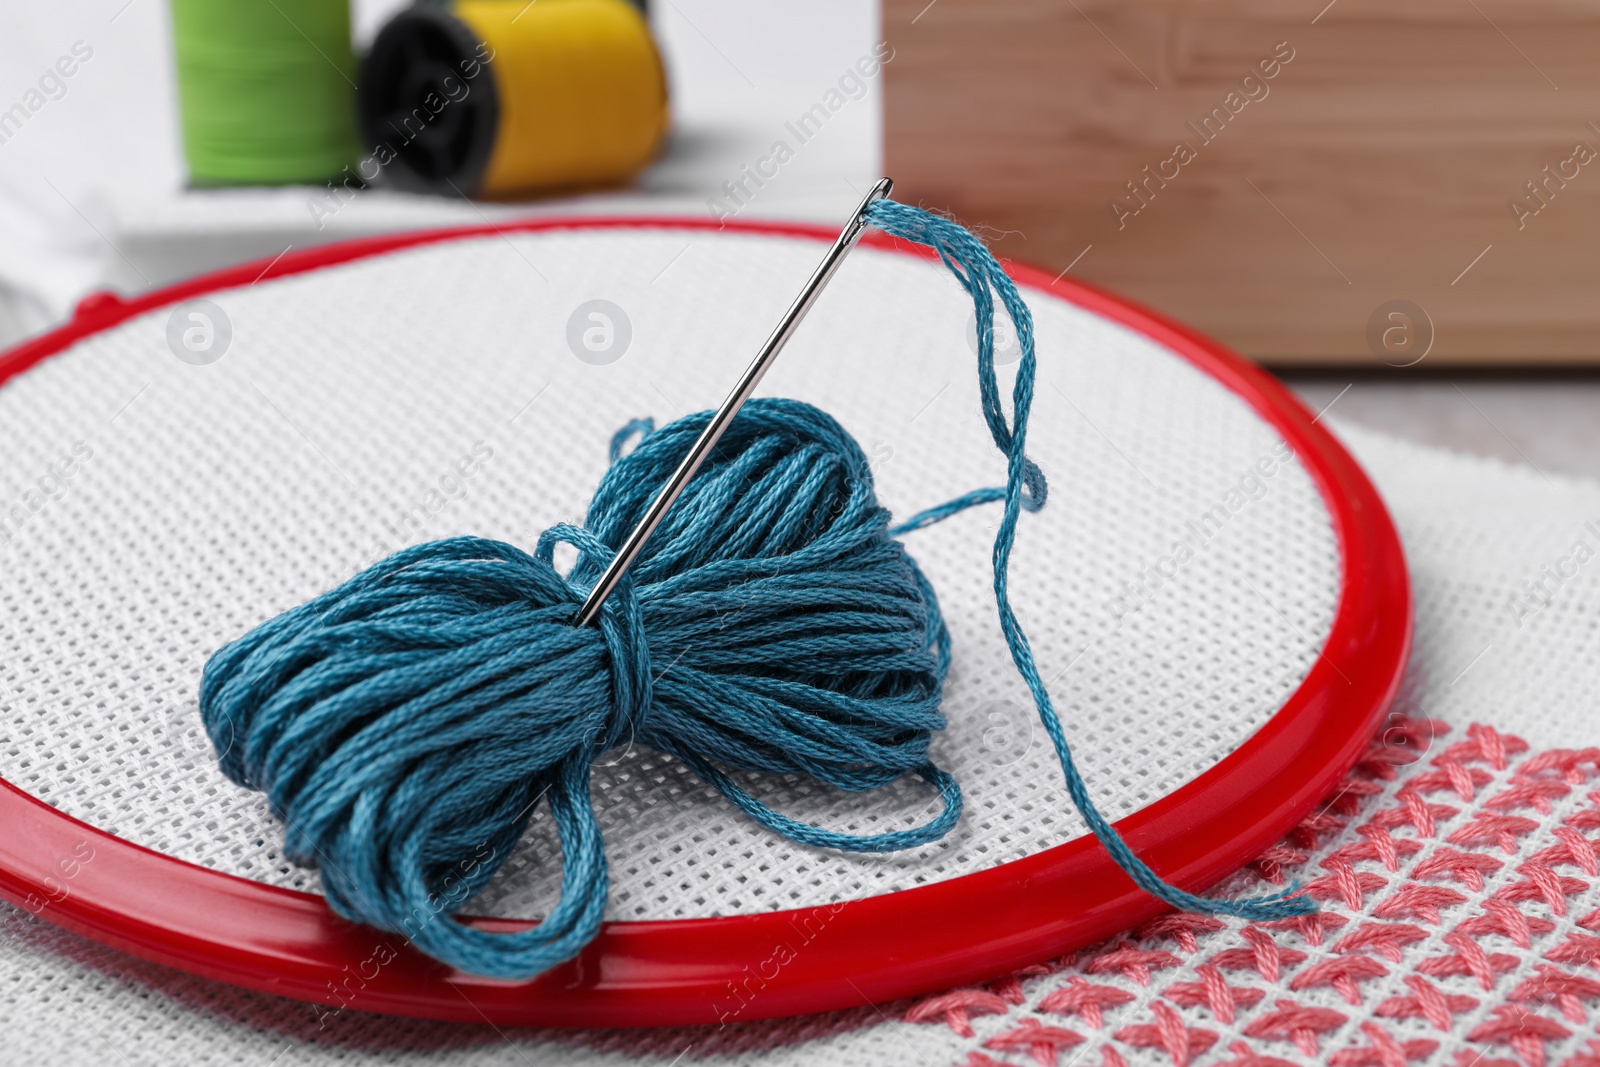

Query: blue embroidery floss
[[199, 197, 1311, 983]]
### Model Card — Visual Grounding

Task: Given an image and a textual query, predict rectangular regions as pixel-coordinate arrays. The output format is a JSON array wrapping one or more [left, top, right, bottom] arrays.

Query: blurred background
[[4, 0, 1599, 477], [0, 0, 881, 346]]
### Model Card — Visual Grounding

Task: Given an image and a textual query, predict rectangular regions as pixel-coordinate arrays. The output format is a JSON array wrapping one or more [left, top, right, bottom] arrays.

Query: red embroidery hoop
[[0, 216, 1410, 1028]]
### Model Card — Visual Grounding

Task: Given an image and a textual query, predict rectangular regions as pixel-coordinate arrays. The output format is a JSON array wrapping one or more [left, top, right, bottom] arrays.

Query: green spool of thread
[[171, 0, 359, 185]]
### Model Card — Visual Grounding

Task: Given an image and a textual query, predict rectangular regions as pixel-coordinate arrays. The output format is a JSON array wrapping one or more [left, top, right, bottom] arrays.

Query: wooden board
[[883, 0, 1600, 366]]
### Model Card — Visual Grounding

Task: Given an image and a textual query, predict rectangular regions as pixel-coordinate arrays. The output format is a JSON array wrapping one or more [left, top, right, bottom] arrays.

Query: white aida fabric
[[5, 420, 1600, 1066], [0, 226, 1338, 920]]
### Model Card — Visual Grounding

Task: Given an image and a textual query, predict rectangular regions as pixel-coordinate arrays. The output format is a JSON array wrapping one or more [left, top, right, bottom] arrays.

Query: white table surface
[[1286, 374, 1600, 485]]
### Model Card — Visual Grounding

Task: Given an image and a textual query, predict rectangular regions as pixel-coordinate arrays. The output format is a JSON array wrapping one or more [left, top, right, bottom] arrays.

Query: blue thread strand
[[200, 199, 1308, 983], [866, 198, 1311, 922], [889, 486, 1008, 536]]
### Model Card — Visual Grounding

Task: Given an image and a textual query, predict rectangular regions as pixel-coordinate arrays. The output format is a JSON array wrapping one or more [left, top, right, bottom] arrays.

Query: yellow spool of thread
[[358, 0, 667, 198]]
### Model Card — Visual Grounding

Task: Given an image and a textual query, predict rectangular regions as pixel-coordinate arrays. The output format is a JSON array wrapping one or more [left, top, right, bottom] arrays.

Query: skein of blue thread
[[201, 398, 965, 979], [199, 200, 1311, 983]]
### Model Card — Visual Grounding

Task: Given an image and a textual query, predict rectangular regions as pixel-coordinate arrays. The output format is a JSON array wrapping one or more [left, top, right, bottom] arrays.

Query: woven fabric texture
[[3, 418, 1598, 1065], [0, 227, 1336, 921]]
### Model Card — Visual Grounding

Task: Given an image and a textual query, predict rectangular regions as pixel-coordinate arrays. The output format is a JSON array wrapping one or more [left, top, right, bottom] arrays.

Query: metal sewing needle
[[574, 176, 894, 627]]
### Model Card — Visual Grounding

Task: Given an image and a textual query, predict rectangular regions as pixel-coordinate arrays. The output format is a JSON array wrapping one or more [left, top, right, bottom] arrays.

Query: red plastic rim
[[0, 215, 1411, 1028]]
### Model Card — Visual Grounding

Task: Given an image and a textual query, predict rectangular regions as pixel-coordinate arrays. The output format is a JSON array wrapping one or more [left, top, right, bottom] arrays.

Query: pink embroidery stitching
[[1114, 1002, 1216, 1067], [896, 718, 1600, 1065]]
